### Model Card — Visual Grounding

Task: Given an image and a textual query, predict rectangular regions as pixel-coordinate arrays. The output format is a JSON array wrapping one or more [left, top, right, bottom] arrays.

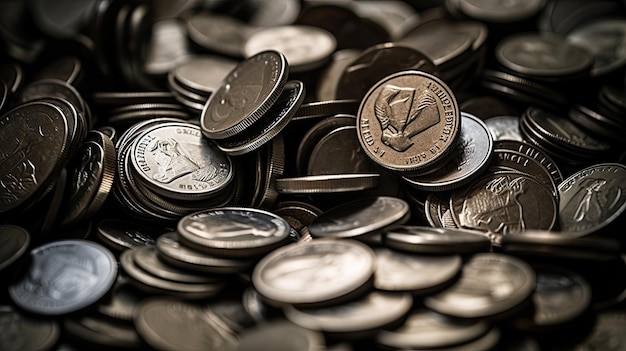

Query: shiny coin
[[424, 253, 536, 319], [201, 50, 288, 139], [178, 207, 291, 258], [130, 122, 234, 201], [276, 174, 380, 194], [356, 70, 461, 173], [403, 112, 493, 191], [484, 115, 523, 141], [284, 291, 412, 338], [377, 308, 490, 350], [133, 246, 221, 284], [450, 0, 545, 23], [0, 225, 30, 272], [9, 240, 117, 315], [558, 163, 626, 235], [493, 139, 564, 186], [374, 247, 462, 294], [236, 320, 326, 351], [308, 196, 410, 239], [252, 239, 375, 307], [489, 149, 558, 195], [243, 25, 336, 72], [171, 55, 237, 96], [96, 218, 159, 252], [382, 226, 492, 254], [0, 305, 60, 351]]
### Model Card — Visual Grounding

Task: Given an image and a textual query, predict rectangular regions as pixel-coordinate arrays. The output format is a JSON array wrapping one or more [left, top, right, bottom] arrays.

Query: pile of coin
[[1, 0, 626, 350]]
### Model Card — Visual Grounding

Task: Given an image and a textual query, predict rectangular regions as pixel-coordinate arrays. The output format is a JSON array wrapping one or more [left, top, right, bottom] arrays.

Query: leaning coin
[[252, 239, 376, 307], [96, 218, 160, 252], [9, 240, 117, 316], [308, 196, 410, 239], [424, 253, 536, 319], [0, 225, 30, 272], [558, 163, 626, 235], [177, 207, 291, 258], [0, 305, 60, 351], [276, 174, 380, 194], [201, 50, 288, 139], [356, 70, 461, 173], [382, 226, 491, 255]]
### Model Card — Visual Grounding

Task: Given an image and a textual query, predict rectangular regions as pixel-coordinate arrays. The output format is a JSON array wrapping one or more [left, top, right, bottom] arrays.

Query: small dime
[[356, 70, 460, 173], [284, 291, 412, 338], [9, 240, 117, 315], [377, 308, 489, 350], [133, 246, 221, 284], [308, 196, 410, 239], [134, 297, 238, 351], [0, 305, 60, 351], [276, 174, 380, 194], [0, 225, 30, 272], [177, 207, 291, 257], [558, 163, 626, 234], [484, 115, 523, 141], [237, 320, 325, 351], [130, 122, 234, 200], [201, 50, 288, 139], [374, 247, 462, 294], [243, 25, 336, 72], [451, 172, 557, 245], [252, 239, 375, 307], [424, 253, 536, 318], [567, 19, 626, 77], [96, 219, 159, 252], [403, 112, 493, 191], [382, 226, 491, 254]]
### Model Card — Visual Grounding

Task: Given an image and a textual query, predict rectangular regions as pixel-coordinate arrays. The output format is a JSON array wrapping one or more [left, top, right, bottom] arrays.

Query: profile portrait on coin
[[148, 137, 216, 183]]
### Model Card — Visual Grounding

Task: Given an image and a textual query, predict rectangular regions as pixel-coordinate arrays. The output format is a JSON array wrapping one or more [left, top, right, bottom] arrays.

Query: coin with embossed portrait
[[130, 122, 234, 201], [356, 70, 460, 173]]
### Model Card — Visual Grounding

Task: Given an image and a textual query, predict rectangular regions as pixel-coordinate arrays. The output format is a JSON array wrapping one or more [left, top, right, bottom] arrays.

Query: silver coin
[[237, 320, 325, 351], [0, 225, 30, 272], [308, 196, 410, 239], [252, 239, 375, 306], [9, 240, 117, 315], [96, 219, 159, 252], [484, 115, 523, 141], [382, 226, 491, 254], [454, 0, 545, 23], [130, 122, 234, 201], [374, 247, 462, 294], [276, 174, 380, 194], [177, 207, 291, 257], [493, 140, 564, 186], [133, 246, 222, 284], [171, 55, 237, 95], [558, 163, 626, 234], [424, 253, 536, 318], [567, 19, 626, 77]]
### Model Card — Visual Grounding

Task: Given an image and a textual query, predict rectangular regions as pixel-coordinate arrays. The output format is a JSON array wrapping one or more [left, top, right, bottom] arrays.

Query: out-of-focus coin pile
[[1, 0, 626, 350]]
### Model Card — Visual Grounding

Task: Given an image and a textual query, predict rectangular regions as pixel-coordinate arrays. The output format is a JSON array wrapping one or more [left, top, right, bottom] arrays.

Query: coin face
[[9, 240, 117, 315], [130, 122, 234, 199], [558, 163, 626, 234], [357, 70, 460, 172]]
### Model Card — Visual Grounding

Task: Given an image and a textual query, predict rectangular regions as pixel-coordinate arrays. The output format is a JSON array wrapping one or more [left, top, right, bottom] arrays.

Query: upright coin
[[0, 225, 30, 272], [201, 50, 288, 139], [9, 240, 117, 315], [252, 239, 376, 307], [130, 122, 234, 201], [356, 70, 460, 173], [558, 163, 626, 234], [177, 207, 291, 257]]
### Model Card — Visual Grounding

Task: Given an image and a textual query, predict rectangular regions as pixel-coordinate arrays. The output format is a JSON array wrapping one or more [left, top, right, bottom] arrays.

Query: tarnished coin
[[308, 196, 410, 239], [403, 112, 493, 191], [356, 70, 461, 173], [558, 163, 626, 234], [130, 122, 234, 200], [9, 240, 117, 315], [0, 101, 70, 213], [0, 225, 30, 272], [177, 207, 291, 257], [374, 247, 462, 294], [567, 19, 626, 77], [243, 25, 336, 72], [494, 140, 564, 186], [490, 149, 558, 195], [134, 297, 238, 351], [424, 253, 536, 319], [0, 305, 60, 351], [382, 226, 492, 254], [276, 174, 380, 194], [485, 115, 523, 142], [237, 320, 325, 351], [252, 239, 375, 307], [201, 50, 288, 139], [283, 291, 412, 338]]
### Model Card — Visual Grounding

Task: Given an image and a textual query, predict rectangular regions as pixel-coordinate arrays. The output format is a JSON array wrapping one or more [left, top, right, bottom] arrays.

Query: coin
[[276, 174, 380, 194], [63, 314, 142, 349], [494, 139, 564, 186], [356, 70, 461, 173], [567, 19, 626, 77], [448, 0, 545, 23], [96, 218, 159, 252], [9, 240, 117, 315], [489, 149, 558, 195], [237, 320, 326, 351], [132, 246, 221, 284], [382, 226, 492, 254], [485, 115, 523, 142], [0, 305, 60, 351], [0, 225, 30, 272]]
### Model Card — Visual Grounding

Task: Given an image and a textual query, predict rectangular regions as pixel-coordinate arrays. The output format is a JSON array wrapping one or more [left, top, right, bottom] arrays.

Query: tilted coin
[[0, 225, 30, 272], [374, 247, 462, 294], [243, 25, 336, 72], [424, 253, 536, 319], [130, 121, 234, 201], [132, 246, 221, 284], [236, 320, 326, 351], [558, 163, 626, 234], [494, 139, 564, 186], [403, 112, 493, 191], [296, 114, 356, 174], [177, 207, 291, 257], [0, 305, 60, 351], [96, 218, 159, 252], [276, 174, 380, 194], [9, 240, 117, 315], [201, 50, 288, 139], [252, 239, 376, 307], [382, 226, 492, 254], [356, 70, 461, 173], [308, 196, 410, 239], [484, 115, 523, 142]]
